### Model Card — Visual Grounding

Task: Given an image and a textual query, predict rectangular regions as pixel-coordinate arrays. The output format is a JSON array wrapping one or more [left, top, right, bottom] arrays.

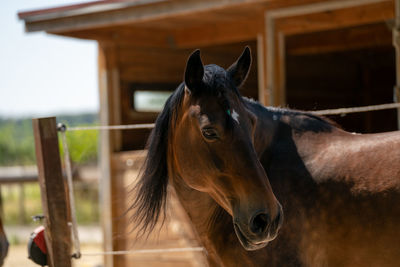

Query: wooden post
[[98, 41, 124, 267], [32, 117, 71, 267], [265, 14, 276, 106], [257, 34, 268, 106], [0, 186, 4, 221], [394, 0, 400, 129], [18, 183, 26, 224]]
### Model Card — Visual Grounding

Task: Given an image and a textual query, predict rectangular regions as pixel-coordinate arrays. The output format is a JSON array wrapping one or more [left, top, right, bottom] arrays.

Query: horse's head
[[169, 47, 283, 250]]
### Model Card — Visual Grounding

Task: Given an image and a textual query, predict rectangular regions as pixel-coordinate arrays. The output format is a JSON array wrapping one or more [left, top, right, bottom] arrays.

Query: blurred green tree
[[0, 113, 98, 166]]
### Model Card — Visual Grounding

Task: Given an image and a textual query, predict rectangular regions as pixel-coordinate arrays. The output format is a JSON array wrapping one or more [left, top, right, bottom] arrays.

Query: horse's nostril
[[250, 212, 269, 234]]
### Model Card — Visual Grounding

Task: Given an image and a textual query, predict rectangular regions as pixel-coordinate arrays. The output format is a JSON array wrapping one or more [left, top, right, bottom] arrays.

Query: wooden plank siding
[[117, 42, 259, 151], [286, 23, 393, 56], [173, 17, 264, 48]]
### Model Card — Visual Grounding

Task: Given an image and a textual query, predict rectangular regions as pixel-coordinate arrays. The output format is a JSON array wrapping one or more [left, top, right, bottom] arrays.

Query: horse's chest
[[295, 190, 400, 267]]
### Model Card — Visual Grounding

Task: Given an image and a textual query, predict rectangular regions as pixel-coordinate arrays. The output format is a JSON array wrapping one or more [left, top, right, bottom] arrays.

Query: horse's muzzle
[[234, 203, 283, 251]]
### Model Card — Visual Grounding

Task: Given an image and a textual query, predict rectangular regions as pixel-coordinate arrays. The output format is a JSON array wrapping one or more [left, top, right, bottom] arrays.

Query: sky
[[0, 1, 98, 118]]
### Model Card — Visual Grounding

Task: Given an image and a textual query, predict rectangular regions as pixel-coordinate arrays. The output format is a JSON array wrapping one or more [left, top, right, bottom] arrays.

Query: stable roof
[[18, 0, 287, 48]]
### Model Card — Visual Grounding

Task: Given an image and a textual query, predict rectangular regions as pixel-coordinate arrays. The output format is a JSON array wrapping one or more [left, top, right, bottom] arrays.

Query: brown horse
[[129, 47, 400, 266]]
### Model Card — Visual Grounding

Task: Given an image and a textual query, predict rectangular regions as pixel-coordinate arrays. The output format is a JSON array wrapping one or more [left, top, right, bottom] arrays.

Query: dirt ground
[[4, 243, 103, 267], [4, 225, 103, 267], [3, 222, 206, 267]]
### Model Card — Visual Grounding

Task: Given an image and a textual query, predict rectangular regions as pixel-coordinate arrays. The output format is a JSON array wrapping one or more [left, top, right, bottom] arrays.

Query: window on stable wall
[[130, 83, 174, 113]]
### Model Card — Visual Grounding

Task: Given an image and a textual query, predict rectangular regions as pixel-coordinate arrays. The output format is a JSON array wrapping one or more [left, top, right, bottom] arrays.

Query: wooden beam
[[23, 0, 270, 33], [59, 17, 265, 49], [59, 26, 174, 48], [32, 117, 71, 267]]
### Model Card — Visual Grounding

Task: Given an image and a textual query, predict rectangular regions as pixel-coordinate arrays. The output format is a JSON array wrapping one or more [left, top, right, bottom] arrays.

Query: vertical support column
[[265, 13, 287, 107], [18, 183, 26, 224], [32, 117, 71, 267], [277, 32, 287, 107], [257, 34, 268, 106], [265, 14, 276, 106], [394, 0, 400, 129], [0, 186, 3, 221], [98, 41, 124, 267], [98, 41, 113, 267]]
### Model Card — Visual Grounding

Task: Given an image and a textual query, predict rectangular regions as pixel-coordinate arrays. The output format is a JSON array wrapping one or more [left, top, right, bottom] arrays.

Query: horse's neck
[[171, 177, 218, 227], [251, 104, 400, 192], [170, 176, 229, 264]]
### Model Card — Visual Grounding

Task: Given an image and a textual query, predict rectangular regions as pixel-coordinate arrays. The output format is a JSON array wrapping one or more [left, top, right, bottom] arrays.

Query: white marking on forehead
[[231, 109, 240, 124]]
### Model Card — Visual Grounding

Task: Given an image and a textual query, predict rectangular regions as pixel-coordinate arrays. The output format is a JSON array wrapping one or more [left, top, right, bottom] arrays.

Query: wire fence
[[62, 102, 400, 132], [309, 102, 400, 116], [57, 101, 400, 258]]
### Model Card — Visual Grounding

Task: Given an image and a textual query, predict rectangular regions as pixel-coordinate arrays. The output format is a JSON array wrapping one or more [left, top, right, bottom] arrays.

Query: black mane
[[128, 83, 185, 236], [244, 97, 337, 133]]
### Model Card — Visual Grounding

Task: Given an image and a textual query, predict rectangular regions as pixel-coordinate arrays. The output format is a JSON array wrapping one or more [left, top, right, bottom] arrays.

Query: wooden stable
[[20, 0, 399, 266]]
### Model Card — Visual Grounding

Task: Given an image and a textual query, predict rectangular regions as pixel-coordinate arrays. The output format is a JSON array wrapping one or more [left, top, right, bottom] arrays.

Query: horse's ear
[[184, 49, 204, 94], [227, 46, 252, 88]]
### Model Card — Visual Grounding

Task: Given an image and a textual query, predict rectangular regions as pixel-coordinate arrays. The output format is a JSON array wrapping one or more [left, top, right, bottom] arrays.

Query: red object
[[32, 226, 47, 254], [28, 226, 47, 266]]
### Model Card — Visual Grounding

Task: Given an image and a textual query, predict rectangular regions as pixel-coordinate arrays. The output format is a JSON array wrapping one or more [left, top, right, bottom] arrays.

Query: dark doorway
[[285, 24, 397, 133]]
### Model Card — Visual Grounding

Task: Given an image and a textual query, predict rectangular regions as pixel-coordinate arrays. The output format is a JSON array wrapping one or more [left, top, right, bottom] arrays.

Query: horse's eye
[[202, 128, 219, 140]]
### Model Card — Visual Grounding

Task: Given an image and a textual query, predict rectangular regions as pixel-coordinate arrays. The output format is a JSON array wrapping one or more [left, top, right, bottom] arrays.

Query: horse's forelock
[[202, 65, 240, 96]]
